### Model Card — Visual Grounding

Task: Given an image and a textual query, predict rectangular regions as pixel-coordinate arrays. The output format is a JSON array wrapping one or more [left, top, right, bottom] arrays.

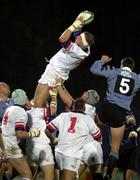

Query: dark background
[[0, 0, 140, 108]]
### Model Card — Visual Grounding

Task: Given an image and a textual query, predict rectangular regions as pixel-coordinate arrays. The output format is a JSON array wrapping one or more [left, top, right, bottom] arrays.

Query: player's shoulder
[[27, 107, 45, 119], [7, 105, 21, 111], [5, 106, 26, 118], [27, 107, 44, 114]]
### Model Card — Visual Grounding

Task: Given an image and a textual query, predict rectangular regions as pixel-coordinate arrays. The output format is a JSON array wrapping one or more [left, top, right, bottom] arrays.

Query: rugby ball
[[78, 10, 94, 25]]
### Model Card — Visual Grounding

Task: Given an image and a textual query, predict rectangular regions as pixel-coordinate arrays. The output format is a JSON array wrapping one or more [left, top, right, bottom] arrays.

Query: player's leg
[[89, 164, 103, 180], [55, 152, 80, 180], [125, 169, 136, 180], [98, 102, 127, 179], [33, 64, 57, 108], [110, 126, 125, 152], [82, 141, 103, 180], [37, 145, 55, 180], [125, 149, 138, 180], [33, 83, 49, 107], [104, 125, 125, 179], [63, 169, 77, 180], [8, 157, 32, 179], [40, 165, 55, 180], [78, 163, 87, 177]]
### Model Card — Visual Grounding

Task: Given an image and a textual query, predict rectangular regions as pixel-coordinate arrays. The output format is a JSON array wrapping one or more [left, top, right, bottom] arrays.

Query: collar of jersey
[[121, 67, 132, 72], [72, 110, 85, 115]]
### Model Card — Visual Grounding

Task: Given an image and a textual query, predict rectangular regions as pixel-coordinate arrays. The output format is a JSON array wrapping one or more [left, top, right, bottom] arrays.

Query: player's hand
[[29, 128, 40, 137], [76, 14, 84, 25], [49, 88, 58, 97], [68, 14, 83, 32], [55, 77, 64, 87], [101, 55, 112, 64], [129, 131, 138, 138], [125, 115, 136, 125], [136, 127, 140, 133]]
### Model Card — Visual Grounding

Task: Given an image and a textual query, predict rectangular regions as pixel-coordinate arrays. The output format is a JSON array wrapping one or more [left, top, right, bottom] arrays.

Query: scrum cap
[[85, 89, 100, 105], [12, 89, 27, 106]]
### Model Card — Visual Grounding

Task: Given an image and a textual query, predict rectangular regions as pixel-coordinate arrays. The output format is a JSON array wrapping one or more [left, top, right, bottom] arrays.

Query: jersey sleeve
[[85, 104, 96, 119], [90, 59, 115, 78], [47, 114, 62, 132], [73, 30, 81, 39], [61, 30, 81, 49], [15, 108, 28, 132], [61, 40, 73, 50], [87, 116, 102, 141]]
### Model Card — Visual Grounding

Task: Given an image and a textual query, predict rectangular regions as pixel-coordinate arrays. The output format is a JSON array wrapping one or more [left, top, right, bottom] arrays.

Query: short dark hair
[[121, 57, 135, 70], [84, 31, 95, 46], [73, 98, 85, 111]]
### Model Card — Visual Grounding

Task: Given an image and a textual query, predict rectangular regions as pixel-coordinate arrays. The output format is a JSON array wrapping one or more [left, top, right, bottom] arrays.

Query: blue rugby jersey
[[90, 60, 140, 110], [0, 98, 14, 121]]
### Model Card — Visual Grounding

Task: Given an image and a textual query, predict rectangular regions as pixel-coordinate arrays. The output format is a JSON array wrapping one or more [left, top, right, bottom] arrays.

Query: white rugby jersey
[[47, 111, 101, 158], [49, 42, 90, 80], [85, 103, 98, 143], [26, 108, 50, 147], [2, 106, 28, 144], [85, 103, 96, 119]]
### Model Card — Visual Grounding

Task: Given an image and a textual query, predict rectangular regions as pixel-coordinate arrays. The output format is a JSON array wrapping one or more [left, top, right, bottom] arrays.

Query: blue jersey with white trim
[[90, 60, 140, 110]]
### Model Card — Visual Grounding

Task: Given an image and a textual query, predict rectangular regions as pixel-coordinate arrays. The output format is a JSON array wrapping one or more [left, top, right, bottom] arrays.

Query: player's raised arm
[[59, 13, 84, 43], [59, 10, 94, 43]]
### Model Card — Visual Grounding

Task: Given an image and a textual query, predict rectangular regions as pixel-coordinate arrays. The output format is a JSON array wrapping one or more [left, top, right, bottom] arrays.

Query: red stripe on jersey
[[44, 107, 50, 124], [15, 121, 25, 128], [47, 122, 57, 132], [92, 130, 102, 140], [15, 121, 25, 125], [15, 124, 25, 129], [64, 41, 73, 50]]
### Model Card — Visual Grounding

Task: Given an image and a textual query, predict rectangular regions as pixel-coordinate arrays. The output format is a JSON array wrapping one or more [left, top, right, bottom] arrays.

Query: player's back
[[106, 67, 140, 110], [27, 108, 50, 146], [2, 106, 27, 145], [49, 43, 90, 74], [90, 60, 140, 110], [2, 106, 26, 136], [51, 111, 96, 158]]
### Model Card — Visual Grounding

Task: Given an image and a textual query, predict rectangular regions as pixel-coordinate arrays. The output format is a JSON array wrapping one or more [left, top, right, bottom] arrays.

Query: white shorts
[[81, 141, 103, 166], [55, 152, 81, 174], [38, 64, 67, 87], [2, 137, 23, 159], [26, 145, 55, 167]]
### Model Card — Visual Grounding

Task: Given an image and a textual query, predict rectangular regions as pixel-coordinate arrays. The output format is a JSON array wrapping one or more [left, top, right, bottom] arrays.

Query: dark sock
[[2, 171, 11, 180], [92, 173, 104, 180], [106, 155, 118, 176], [103, 174, 112, 180]]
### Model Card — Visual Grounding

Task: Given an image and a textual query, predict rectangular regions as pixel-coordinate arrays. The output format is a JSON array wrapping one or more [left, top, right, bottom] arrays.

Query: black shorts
[[98, 101, 129, 128], [117, 149, 138, 171]]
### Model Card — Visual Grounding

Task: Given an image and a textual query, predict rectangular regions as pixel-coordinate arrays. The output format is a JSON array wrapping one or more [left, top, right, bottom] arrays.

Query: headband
[[81, 33, 89, 47]]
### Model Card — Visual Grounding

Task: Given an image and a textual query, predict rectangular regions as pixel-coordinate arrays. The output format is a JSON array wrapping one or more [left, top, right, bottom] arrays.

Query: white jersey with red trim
[[47, 111, 101, 159], [26, 108, 50, 147], [1, 106, 28, 144], [49, 42, 90, 80]]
